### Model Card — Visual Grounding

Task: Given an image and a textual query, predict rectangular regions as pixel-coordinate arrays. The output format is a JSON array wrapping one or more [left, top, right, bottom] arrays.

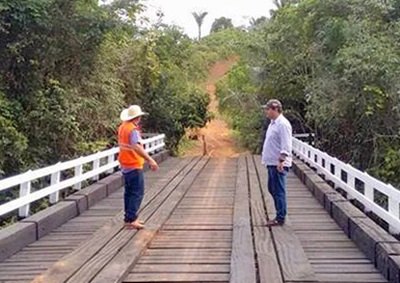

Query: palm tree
[[273, 0, 298, 8], [192, 11, 208, 40], [270, 0, 298, 17]]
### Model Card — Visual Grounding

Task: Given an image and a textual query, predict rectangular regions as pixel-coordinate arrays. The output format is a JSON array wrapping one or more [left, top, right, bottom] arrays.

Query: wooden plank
[[253, 156, 317, 282], [271, 226, 316, 282], [124, 273, 229, 282], [90, 158, 209, 283], [32, 157, 195, 283], [252, 155, 276, 218], [153, 237, 232, 242], [139, 256, 230, 262], [177, 205, 233, 209], [149, 241, 231, 249], [305, 250, 367, 259], [248, 156, 284, 283], [0, 275, 46, 282], [186, 192, 235, 197], [166, 213, 233, 218], [309, 258, 372, 264], [142, 252, 231, 257], [230, 156, 257, 283], [190, 185, 235, 189], [247, 156, 267, 226], [137, 258, 231, 264], [317, 272, 387, 282], [5, 254, 64, 262], [0, 269, 47, 275], [176, 203, 234, 209], [165, 219, 232, 225], [0, 262, 55, 268], [313, 263, 379, 273], [157, 230, 232, 237], [163, 224, 232, 230], [301, 241, 356, 249], [132, 264, 230, 273], [295, 233, 350, 242], [143, 249, 231, 256], [154, 235, 232, 240], [152, 237, 232, 242], [253, 227, 285, 283], [292, 226, 342, 231]]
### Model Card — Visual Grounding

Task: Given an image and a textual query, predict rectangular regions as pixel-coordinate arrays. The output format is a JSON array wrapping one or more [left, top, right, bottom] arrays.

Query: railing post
[[158, 138, 163, 152], [364, 180, 374, 213], [107, 154, 115, 174], [388, 198, 398, 216], [18, 175, 32, 218], [74, 159, 83, 191], [388, 184, 398, 234], [347, 174, 355, 200], [92, 157, 100, 181], [49, 169, 61, 204], [333, 159, 341, 189]]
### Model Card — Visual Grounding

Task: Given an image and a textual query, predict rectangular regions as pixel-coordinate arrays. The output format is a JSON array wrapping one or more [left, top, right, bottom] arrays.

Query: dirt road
[[184, 58, 246, 158]]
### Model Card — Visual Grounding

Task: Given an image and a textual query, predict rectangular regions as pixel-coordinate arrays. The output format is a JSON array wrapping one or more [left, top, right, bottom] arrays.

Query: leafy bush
[[210, 0, 400, 188], [0, 1, 214, 178]]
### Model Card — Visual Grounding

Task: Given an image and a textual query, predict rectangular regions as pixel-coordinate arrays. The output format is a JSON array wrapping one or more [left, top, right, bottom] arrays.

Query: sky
[[141, 0, 275, 38]]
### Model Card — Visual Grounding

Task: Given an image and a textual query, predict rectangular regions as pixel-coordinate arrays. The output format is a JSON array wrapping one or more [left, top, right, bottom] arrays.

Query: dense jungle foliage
[[0, 0, 221, 225], [0, 0, 217, 179], [215, 0, 400, 188]]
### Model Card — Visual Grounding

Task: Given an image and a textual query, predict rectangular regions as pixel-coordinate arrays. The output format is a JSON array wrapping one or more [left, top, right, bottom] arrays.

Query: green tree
[[249, 16, 268, 29], [210, 17, 234, 33], [1, 0, 216, 226], [207, 0, 400, 188], [192, 11, 208, 40]]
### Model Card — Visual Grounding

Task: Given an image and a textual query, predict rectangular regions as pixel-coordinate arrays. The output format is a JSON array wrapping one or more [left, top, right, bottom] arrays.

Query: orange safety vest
[[118, 122, 145, 170]]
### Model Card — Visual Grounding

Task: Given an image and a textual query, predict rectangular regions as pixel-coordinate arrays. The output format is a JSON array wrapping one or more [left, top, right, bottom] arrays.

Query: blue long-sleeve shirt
[[262, 114, 293, 167]]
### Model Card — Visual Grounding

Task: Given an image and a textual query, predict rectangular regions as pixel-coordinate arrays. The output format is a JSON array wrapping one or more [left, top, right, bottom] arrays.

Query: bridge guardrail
[[293, 137, 400, 234], [0, 134, 166, 219]]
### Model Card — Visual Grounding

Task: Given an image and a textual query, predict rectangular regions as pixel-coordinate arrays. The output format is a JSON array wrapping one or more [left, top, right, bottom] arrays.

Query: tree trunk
[[198, 25, 201, 40]]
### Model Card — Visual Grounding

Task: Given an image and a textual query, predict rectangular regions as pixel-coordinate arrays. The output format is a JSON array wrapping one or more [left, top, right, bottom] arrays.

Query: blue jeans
[[267, 166, 289, 222], [123, 169, 144, 223]]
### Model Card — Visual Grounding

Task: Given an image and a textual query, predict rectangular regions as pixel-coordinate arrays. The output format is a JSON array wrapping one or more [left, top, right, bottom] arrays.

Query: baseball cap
[[261, 99, 283, 110]]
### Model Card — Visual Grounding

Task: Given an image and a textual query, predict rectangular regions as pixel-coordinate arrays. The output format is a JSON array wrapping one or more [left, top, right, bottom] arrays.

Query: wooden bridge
[[1, 150, 400, 282]]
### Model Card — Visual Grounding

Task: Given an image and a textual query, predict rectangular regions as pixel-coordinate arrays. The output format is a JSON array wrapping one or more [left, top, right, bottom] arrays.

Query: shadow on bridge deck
[[0, 155, 390, 283]]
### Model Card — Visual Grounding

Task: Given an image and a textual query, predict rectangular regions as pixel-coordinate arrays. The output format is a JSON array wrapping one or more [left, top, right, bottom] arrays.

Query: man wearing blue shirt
[[261, 99, 293, 227]]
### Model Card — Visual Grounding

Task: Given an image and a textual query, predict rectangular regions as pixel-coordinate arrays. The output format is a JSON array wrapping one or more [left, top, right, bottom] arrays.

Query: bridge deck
[[0, 156, 388, 283]]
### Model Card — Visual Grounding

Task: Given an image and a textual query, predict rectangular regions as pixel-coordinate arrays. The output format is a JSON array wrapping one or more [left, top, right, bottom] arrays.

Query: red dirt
[[184, 57, 247, 158]]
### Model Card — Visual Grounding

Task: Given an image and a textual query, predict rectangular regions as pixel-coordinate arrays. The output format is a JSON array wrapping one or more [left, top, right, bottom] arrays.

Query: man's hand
[[148, 158, 159, 171], [129, 143, 159, 171], [277, 161, 285, 173]]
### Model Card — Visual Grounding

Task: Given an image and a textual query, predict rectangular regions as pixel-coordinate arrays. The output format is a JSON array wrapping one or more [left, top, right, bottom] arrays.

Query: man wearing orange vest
[[118, 105, 159, 229]]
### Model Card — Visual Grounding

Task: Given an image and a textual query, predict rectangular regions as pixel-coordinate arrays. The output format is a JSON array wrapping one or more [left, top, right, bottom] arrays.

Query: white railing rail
[[293, 133, 315, 146], [0, 134, 166, 218], [293, 137, 400, 234]]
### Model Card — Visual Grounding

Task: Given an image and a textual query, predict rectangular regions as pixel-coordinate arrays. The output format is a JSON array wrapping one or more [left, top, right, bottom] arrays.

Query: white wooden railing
[[293, 137, 400, 234], [293, 133, 315, 146], [0, 134, 166, 218]]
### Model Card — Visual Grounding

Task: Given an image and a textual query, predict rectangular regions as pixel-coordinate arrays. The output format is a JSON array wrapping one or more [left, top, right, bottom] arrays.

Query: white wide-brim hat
[[120, 105, 148, 122]]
